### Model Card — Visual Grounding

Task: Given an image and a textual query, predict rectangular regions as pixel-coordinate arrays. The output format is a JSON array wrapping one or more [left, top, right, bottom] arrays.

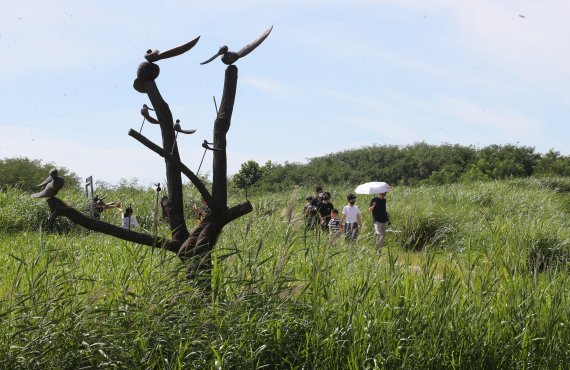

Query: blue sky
[[1, 1, 569, 187]]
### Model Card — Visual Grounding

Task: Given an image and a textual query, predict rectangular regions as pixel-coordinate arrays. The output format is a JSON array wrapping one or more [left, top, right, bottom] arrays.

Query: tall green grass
[[0, 178, 569, 368]]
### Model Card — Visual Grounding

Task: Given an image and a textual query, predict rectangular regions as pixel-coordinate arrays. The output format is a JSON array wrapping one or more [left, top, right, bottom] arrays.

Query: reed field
[[0, 177, 569, 369]]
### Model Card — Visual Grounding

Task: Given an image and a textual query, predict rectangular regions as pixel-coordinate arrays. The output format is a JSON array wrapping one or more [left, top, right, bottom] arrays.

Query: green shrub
[[0, 188, 78, 233], [397, 214, 454, 251], [528, 234, 569, 273], [0, 157, 80, 192], [533, 177, 570, 193]]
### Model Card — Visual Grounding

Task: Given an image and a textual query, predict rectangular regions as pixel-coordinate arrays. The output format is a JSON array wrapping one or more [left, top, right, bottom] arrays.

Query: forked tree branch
[[128, 129, 217, 212]]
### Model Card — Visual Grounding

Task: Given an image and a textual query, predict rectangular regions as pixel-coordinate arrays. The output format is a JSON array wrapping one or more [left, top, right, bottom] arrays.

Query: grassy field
[[0, 178, 569, 368]]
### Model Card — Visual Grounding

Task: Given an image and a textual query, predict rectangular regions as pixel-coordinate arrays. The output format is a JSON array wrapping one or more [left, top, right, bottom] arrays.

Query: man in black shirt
[[317, 193, 334, 231], [369, 192, 390, 250], [309, 187, 324, 229]]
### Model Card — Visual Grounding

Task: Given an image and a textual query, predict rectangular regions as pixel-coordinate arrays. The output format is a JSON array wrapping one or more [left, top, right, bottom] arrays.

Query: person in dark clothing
[[310, 186, 324, 208], [309, 186, 324, 228], [91, 195, 120, 219], [317, 193, 334, 231], [160, 196, 171, 222], [369, 192, 390, 250], [303, 195, 317, 228]]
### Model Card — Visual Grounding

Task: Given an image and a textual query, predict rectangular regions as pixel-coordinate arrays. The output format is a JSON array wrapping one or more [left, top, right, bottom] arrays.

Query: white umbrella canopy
[[354, 181, 391, 195]]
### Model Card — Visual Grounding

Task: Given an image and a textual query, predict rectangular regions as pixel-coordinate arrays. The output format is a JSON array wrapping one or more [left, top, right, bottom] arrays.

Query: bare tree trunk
[[177, 65, 253, 277], [144, 80, 189, 242], [212, 65, 238, 209]]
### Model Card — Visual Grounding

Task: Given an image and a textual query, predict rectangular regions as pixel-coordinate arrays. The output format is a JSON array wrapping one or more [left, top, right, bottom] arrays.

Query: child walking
[[341, 194, 361, 242], [328, 208, 342, 243]]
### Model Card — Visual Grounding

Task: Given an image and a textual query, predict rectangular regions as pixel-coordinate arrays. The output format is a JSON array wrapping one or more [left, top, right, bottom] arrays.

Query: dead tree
[[45, 36, 255, 278]]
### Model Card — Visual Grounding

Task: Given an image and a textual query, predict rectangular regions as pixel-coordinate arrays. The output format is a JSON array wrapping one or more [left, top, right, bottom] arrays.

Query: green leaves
[[237, 143, 570, 191], [0, 157, 81, 192]]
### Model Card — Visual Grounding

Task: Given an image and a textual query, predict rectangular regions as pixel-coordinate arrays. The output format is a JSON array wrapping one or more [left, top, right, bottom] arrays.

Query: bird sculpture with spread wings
[[134, 36, 200, 93], [200, 25, 273, 65]]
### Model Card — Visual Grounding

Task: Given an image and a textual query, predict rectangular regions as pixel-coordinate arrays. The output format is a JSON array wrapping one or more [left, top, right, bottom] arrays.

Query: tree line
[[0, 157, 80, 192], [233, 143, 570, 192], [3, 143, 569, 194]]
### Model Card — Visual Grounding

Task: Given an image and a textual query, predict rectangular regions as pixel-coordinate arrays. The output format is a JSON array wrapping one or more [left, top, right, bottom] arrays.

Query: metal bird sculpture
[[171, 119, 197, 154], [144, 36, 201, 63], [134, 36, 200, 93], [200, 25, 273, 65], [201, 140, 222, 152], [140, 104, 159, 124], [31, 169, 64, 198], [174, 121, 196, 135]]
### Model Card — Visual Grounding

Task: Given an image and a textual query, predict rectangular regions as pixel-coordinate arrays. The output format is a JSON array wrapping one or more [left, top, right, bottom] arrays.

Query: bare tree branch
[[223, 201, 253, 224], [47, 197, 180, 253]]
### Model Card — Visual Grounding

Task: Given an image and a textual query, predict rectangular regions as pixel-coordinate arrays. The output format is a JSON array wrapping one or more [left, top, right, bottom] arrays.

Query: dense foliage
[[235, 143, 570, 192], [0, 157, 80, 192], [232, 160, 264, 189]]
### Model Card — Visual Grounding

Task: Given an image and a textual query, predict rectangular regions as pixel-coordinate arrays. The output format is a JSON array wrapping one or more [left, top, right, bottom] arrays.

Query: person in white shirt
[[121, 206, 139, 230], [341, 194, 362, 242]]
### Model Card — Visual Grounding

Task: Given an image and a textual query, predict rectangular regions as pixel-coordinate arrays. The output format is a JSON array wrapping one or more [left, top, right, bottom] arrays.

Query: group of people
[[89, 186, 390, 246], [303, 186, 390, 249], [91, 195, 140, 230], [90, 194, 211, 231]]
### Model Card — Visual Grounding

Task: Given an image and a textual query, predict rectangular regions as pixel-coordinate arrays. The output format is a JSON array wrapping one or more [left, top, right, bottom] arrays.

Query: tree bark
[[145, 80, 189, 242], [176, 65, 253, 275], [212, 65, 238, 209]]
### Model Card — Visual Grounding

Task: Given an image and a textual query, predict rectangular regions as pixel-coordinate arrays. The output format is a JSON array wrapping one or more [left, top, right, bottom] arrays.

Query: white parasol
[[354, 181, 391, 195]]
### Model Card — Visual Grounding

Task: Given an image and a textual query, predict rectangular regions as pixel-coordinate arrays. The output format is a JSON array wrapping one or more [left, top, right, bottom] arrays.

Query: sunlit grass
[[0, 177, 569, 368]]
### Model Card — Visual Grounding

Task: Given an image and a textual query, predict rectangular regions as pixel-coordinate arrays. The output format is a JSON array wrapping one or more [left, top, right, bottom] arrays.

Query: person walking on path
[[317, 192, 334, 231], [303, 195, 317, 229], [310, 186, 324, 228], [369, 192, 390, 250], [341, 194, 362, 242], [328, 208, 342, 244]]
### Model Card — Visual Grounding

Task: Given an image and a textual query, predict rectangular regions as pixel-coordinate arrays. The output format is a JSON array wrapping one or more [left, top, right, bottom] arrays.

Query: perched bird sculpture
[[201, 140, 222, 152], [174, 120, 196, 135], [140, 104, 159, 124], [144, 36, 201, 63], [200, 25, 273, 65], [134, 36, 200, 93], [170, 119, 197, 154], [31, 169, 64, 198]]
